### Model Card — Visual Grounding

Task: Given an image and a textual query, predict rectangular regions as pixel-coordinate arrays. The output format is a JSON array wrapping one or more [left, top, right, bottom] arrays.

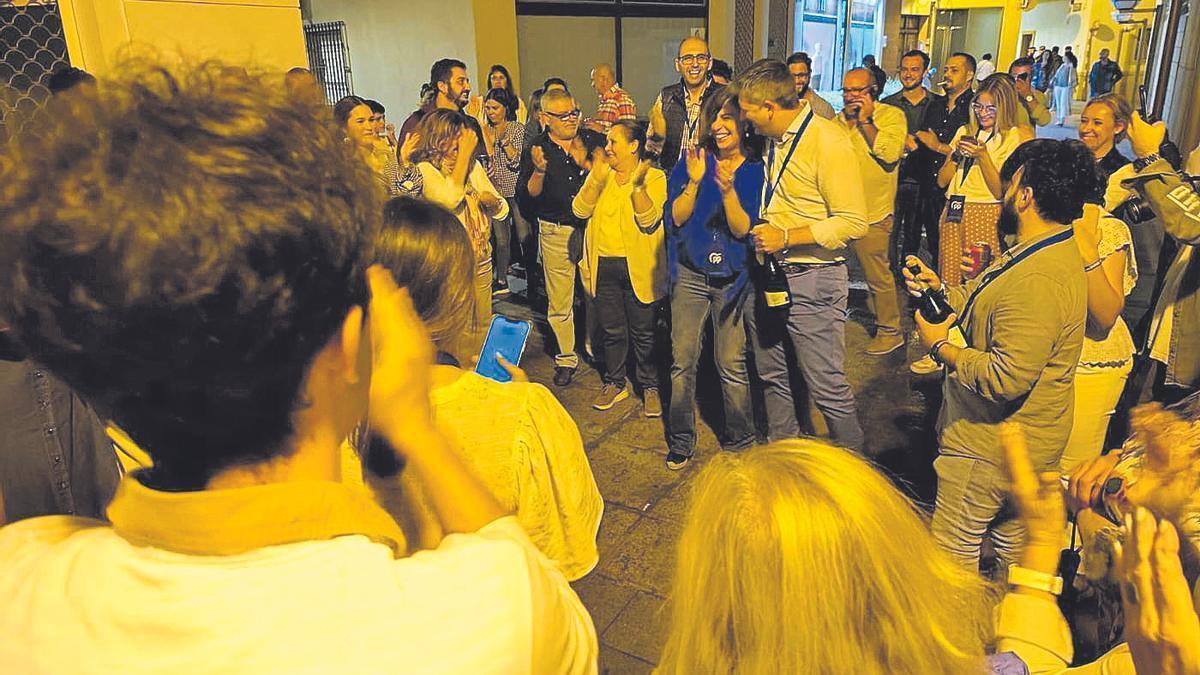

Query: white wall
[[517, 15, 616, 116], [308, 0, 477, 121], [621, 18, 702, 114], [1019, 0, 1083, 53]]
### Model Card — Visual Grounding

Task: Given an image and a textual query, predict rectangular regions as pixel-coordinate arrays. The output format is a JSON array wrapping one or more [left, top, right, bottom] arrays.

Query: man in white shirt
[[0, 62, 597, 674], [976, 53, 997, 82], [837, 68, 908, 356], [733, 58, 869, 451]]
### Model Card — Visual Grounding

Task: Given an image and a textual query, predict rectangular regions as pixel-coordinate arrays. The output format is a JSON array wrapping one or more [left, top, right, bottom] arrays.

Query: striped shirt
[[590, 84, 637, 132]]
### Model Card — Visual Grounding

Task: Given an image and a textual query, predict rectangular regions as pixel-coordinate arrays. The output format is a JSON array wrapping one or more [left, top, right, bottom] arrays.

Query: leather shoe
[[553, 366, 576, 387]]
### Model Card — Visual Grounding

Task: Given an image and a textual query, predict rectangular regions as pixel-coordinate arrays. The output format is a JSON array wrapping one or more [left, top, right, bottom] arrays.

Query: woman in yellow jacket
[[573, 120, 668, 416]]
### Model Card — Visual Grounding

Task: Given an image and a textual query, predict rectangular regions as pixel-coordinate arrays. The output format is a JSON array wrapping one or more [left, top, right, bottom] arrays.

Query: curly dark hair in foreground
[[0, 61, 381, 489], [1000, 138, 1103, 225]]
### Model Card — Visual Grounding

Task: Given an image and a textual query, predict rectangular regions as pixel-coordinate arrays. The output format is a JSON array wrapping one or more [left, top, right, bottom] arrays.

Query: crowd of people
[[0, 34, 1198, 673]]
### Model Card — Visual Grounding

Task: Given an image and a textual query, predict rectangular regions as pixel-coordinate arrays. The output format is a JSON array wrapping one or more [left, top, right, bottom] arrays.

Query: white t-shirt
[[947, 126, 1024, 203], [0, 516, 598, 674]]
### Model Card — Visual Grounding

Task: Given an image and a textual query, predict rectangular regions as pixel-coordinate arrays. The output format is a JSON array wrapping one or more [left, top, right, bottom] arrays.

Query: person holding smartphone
[[910, 76, 1033, 374], [356, 197, 604, 580]]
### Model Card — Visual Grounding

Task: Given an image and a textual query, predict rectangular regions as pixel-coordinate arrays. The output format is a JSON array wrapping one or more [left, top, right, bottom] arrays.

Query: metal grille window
[[1, 0, 71, 141], [303, 20, 353, 104]]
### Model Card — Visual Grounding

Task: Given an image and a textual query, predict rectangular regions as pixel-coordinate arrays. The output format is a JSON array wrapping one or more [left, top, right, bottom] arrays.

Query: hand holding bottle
[[902, 255, 943, 295]]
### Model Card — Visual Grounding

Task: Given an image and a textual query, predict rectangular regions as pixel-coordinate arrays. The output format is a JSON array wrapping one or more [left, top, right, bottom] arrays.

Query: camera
[[1113, 195, 1157, 225], [1115, 173, 1200, 226]]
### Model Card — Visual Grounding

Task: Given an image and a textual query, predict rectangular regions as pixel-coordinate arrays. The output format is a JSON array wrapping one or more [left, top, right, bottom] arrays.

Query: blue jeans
[[667, 265, 755, 456], [744, 263, 864, 450]]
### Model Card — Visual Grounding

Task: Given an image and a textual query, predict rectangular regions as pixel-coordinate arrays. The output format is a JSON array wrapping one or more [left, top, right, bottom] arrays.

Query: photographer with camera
[[1122, 111, 1200, 405]]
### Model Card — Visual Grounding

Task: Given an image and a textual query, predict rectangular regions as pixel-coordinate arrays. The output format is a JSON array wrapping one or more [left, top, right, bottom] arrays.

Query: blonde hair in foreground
[[658, 441, 996, 675]]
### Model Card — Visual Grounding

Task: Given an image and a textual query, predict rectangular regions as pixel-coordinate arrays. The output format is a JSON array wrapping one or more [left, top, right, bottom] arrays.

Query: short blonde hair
[[659, 441, 996, 675], [1084, 93, 1133, 143], [730, 58, 798, 109]]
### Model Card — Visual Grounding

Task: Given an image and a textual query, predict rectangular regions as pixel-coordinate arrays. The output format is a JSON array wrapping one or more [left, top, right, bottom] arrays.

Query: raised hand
[[715, 158, 736, 194], [458, 128, 478, 160], [531, 145, 548, 172], [465, 95, 483, 118], [630, 159, 651, 188], [857, 95, 876, 123], [399, 132, 420, 166], [684, 147, 707, 184], [588, 147, 611, 184], [1114, 508, 1200, 675], [1130, 111, 1167, 160], [1073, 203, 1103, 263], [366, 266, 435, 443], [1124, 403, 1200, 522]]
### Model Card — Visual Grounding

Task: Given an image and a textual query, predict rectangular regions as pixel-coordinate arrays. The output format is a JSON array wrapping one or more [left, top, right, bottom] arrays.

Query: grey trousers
[[744, 263, 864, 450]]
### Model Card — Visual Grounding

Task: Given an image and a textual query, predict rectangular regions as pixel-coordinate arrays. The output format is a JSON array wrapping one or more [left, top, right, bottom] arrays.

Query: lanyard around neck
[[954, 227, 1075, 333], [763, 111, 814, 210]]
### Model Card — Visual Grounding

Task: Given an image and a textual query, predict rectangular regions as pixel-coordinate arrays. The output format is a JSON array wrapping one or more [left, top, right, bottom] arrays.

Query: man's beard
[[796, 85, 808, 98], [997, 196, 1019, 237]]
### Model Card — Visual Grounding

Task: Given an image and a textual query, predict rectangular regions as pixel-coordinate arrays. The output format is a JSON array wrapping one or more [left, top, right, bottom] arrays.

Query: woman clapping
[[572, 121, 667, 417]]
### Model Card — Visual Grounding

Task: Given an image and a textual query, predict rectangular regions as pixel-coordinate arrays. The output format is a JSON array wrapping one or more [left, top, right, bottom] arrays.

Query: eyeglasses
[[1015, 72, 1031, 81], [677, 54, 711, 66], [543, 108, 582, 121], [972, 103, 998, 115], [841, 86, 872, 95]]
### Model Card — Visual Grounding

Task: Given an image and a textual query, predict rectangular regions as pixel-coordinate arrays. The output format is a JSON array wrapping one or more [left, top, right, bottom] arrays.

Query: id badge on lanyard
[[946, 194, 966, 223]]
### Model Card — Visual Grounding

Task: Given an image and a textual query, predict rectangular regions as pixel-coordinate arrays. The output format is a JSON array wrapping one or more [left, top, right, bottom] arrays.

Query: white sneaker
[[909, 354, 944, 375]]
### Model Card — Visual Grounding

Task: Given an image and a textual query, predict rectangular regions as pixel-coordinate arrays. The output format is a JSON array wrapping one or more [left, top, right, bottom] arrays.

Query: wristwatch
[[1132, 153, 1162, 172], [929, 339, 949, 365], [1007, 564, 1064, 596]]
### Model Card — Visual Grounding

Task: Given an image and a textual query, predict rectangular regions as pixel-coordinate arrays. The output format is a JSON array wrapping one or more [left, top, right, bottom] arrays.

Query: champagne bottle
[[906, 263, 952, 323], [760, 253, 791, 310]]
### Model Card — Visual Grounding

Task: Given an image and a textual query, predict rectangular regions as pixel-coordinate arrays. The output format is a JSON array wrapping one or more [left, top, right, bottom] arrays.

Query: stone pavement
[[493, 282, 941, 673], [492, 113, 1160, 672]]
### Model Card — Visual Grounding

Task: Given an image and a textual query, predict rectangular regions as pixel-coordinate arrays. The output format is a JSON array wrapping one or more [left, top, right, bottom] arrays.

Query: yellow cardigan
[[572, 168, 668, 304]]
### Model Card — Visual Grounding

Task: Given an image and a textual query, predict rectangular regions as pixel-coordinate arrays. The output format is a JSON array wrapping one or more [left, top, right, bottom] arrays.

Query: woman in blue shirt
[[663, 89, 766, 470]]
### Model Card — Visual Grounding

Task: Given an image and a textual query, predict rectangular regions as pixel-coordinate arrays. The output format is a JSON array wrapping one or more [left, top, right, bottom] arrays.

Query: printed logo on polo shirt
[[708, 251, 724, 265]]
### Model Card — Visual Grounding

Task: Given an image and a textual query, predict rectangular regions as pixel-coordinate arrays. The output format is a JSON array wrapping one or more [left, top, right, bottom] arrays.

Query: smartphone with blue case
[[475, 315, 531, 383]]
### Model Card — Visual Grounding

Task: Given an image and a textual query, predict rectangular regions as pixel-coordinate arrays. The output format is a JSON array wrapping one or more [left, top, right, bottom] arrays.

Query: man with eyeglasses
[[516, 89, 604, 387], [1009, 57, 1051, 128], [648, 36, 723, 172], [837, 68, 908, 356], [786, 52, 835, 120]]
